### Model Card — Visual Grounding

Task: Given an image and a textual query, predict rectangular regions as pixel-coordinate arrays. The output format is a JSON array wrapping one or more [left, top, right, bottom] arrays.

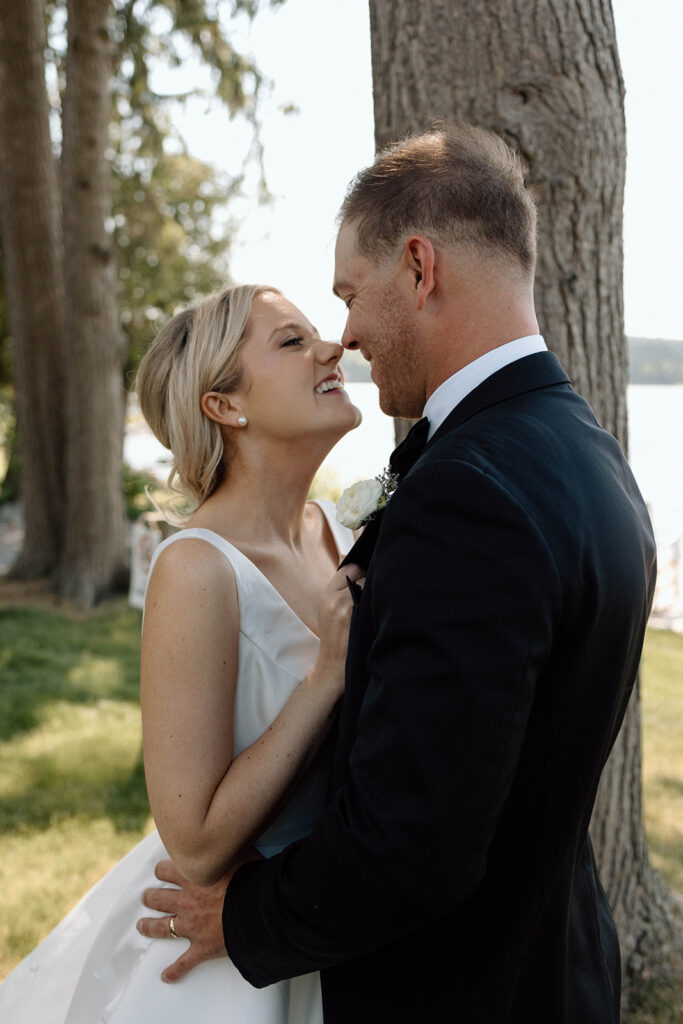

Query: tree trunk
[[0, 0, 66, 577], [369, 0, 675, 985], [60, 0, 127, 607]]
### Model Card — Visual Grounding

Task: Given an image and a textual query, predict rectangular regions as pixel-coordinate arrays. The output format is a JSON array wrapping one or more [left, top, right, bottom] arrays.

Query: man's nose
[[341, 320, 358, 349]]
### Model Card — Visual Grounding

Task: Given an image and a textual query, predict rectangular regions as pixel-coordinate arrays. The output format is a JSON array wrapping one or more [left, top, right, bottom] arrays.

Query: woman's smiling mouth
[[314, 377, 345, 395]]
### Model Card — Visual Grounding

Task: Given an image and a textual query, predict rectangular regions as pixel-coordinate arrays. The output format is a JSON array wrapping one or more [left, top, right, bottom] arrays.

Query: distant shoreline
[[342, 338, 683, 386], [628, 337, 683, 385]]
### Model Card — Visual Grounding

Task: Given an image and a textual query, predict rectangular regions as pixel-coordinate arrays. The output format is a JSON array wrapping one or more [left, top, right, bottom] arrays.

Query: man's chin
[[377, 387, 422, 421]]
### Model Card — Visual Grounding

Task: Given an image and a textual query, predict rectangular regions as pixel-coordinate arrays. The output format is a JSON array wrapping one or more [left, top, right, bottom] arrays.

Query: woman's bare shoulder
[[146, 534, 238, 608]]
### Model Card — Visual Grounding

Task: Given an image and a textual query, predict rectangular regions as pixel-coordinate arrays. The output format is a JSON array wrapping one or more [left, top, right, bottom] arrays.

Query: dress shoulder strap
[[143, 528, 246, 611]]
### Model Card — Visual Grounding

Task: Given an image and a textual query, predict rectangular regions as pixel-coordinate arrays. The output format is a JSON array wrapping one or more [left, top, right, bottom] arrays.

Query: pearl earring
[[237, 415, 247, 427]]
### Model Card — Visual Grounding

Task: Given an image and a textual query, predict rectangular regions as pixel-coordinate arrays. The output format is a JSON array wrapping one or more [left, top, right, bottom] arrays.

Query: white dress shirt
[[423, 335, 547, 439]]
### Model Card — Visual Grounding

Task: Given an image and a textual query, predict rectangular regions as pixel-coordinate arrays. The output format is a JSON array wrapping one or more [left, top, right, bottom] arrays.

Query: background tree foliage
[[0, 0, 283, 604], [42, 0, 274, 376]]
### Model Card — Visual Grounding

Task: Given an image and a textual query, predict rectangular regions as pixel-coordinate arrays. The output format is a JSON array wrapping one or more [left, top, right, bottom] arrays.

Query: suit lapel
[[339, 514, 382, 571], [427, 351, 571, 449]]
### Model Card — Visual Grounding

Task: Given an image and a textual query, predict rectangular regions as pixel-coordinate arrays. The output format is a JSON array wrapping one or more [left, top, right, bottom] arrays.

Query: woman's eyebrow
[[267, 321, 319, 342]]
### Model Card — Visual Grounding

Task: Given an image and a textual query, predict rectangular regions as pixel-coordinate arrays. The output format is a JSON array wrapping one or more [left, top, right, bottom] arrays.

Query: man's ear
[[200, 391, 243, 427], [402, 235, 436, 311]]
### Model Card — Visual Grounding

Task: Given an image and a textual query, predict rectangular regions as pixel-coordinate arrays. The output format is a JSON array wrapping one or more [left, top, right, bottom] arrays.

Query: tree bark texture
[[61, 0, 127, 606], [0, 0, 66, 577], [369, 0, 675, 984]]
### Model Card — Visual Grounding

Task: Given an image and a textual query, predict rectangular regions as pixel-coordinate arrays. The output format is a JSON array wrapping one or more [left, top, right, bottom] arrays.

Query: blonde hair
[[136, 283, 276, 518]]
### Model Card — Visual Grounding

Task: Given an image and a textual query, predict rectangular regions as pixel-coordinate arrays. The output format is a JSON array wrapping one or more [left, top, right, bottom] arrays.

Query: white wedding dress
[[0, 500, 352, 1024]]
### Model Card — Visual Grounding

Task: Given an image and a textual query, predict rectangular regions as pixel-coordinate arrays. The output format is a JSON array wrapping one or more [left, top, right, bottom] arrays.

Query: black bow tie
[[389, 417, 430, 479]]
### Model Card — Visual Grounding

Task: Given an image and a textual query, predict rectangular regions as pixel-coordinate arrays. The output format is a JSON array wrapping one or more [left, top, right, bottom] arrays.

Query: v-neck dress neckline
[[149, 498, 349, 643]]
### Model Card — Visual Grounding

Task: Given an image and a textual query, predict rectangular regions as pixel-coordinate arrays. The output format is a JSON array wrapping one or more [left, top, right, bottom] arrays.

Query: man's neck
[[423, 315, 540, 401], [423, 334, 547, 438]]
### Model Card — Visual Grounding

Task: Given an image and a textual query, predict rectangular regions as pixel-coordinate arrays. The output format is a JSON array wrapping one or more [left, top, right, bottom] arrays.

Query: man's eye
[[282, 336, 303, 347]]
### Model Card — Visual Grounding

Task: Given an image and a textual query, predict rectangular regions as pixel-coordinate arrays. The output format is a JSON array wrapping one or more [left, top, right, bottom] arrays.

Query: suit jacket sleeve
[[223, 457, 562, 985]]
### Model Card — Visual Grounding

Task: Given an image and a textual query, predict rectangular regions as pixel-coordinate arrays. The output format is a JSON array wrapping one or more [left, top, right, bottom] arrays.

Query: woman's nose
[[315, 339, 344, 363]]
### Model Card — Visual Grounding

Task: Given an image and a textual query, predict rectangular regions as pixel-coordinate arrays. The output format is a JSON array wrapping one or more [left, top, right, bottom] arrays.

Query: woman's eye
[[281, 336, 303, 347]]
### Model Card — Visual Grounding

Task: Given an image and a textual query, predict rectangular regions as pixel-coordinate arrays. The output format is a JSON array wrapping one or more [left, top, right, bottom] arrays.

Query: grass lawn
[[641, 629, 683, 893], [1, 600, 682, 1011], [0, 597, 152, 976], [624, 627, 683, 1024]]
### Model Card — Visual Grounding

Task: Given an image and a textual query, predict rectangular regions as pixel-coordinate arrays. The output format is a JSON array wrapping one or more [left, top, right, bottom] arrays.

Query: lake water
[[626, 385, 682, 544], [125, 383, 683, 621]]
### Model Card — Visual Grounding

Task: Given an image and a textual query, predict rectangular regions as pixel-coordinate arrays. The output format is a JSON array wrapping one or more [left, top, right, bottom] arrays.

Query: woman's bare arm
[[141, 538, 358, 886]]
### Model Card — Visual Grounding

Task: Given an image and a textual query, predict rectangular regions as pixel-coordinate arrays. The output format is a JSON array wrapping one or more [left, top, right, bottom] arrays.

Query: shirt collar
[[423, 335, 547, 439]]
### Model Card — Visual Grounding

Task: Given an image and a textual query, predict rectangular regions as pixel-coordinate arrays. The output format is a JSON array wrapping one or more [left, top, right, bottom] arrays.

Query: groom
[[140, 124, 656, 1022]]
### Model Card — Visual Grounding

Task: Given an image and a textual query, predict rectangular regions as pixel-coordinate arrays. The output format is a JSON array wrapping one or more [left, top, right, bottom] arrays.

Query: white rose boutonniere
[[335, 469, 398, 530]]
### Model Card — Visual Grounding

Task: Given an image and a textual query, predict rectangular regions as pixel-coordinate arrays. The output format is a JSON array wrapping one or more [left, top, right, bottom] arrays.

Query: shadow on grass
[[623, 916, 683, 1024], [0, 744, 150, 837], [650, 776, 683, 800], [0, 600, 150, 837], [646, 829, 683, 891], [0, 602, 142, 743]]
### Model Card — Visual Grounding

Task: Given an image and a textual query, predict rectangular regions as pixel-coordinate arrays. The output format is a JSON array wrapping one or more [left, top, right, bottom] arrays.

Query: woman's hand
[[311, 563, 365, 694]]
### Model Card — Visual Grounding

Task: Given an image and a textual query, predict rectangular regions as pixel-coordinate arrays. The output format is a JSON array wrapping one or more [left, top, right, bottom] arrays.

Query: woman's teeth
[[314, 380, 343, 394]]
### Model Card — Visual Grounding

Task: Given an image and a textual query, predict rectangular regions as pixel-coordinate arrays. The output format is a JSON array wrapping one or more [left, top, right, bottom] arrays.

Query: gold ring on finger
[[169, 915, 180, 939]]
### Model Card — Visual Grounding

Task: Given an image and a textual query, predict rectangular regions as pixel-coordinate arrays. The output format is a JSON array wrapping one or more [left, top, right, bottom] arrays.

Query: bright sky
[[169, 0, 682, 343]]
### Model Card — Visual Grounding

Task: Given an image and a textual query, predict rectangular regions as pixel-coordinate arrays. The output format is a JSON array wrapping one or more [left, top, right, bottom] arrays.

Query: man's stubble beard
[[374, 289, 425, 420]]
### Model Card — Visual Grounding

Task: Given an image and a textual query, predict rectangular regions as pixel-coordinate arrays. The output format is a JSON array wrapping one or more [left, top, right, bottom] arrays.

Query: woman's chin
[[323, 398, 362, 433], [349, 403, 363, 431], [315, 405, 362, 454], [338, 403, 363, 437]]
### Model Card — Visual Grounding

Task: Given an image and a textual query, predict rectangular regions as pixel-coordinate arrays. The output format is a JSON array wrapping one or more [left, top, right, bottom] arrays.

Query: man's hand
[[137, 859, 234, 983]]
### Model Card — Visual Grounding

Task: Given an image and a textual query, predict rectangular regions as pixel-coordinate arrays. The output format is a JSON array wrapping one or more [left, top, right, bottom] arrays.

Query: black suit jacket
[[223, 352, 656, 1023]]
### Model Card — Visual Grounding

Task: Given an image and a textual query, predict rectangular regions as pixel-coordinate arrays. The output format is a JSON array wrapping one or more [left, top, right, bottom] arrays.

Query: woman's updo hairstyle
[[136, 283, 276, 518]]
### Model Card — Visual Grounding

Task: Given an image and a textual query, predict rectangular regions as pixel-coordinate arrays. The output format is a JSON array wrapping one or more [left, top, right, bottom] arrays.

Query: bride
[[0, 283, 363, 1023]]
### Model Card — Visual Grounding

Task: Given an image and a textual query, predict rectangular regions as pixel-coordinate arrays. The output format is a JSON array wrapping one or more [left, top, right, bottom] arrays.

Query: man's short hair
[[339, 123, 537, 277]]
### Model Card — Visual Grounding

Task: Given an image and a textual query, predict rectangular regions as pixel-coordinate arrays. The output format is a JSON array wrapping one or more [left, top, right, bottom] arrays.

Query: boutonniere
[[335, 467, 399, 530]]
